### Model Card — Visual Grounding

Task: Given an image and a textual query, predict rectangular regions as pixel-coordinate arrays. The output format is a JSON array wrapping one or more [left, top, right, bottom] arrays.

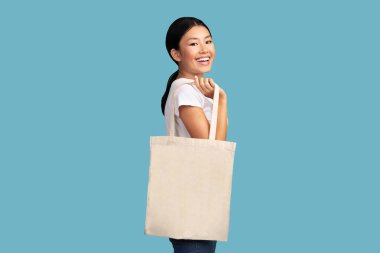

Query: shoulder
[[172, 84, 205, 116], [175, 83, 201, 95], [174, 84, 204, 102]]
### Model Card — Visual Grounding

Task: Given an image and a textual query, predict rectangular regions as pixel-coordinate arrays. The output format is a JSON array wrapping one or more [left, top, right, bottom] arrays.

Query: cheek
[[209, 45, 216, 54], [186, 47, 199, 55], [183, 51, 197, 62]]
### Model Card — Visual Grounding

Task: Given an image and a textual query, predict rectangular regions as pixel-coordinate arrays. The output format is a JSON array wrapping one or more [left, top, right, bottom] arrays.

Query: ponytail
[[161, 69, 179, 115]]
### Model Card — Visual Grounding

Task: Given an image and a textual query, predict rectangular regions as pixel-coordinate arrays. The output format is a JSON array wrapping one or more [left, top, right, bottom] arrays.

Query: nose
[[200, 44, 208, 54]]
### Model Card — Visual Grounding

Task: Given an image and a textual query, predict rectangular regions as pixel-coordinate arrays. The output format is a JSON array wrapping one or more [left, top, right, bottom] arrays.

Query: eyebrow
[[187, 35, 212, 41]]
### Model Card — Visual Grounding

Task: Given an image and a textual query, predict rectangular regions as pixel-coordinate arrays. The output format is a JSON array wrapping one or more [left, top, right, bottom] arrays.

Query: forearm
[[215, 94, 228, 141]]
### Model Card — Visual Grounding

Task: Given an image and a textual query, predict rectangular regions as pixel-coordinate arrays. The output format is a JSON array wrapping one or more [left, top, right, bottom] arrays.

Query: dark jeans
[[169, 238, 217, 253]]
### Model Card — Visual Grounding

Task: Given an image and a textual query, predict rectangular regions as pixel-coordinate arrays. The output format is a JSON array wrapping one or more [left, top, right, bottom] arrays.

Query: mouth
[[195, 57, 211, 66]]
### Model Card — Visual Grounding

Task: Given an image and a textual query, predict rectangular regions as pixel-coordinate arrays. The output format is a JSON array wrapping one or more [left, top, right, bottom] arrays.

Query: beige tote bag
[[144, 81, 237, 241]]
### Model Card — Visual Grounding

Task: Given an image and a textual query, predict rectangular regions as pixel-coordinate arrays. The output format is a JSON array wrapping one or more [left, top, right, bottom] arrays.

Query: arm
[[179, 93, 228, 141]]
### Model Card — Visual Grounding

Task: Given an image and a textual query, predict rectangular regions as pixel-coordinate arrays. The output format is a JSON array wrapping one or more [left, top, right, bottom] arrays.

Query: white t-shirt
[[164, 77, 214, 138]]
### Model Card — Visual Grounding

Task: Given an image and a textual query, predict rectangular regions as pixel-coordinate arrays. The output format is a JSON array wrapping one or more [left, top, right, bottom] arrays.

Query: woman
[[161, 17, 228, 253]]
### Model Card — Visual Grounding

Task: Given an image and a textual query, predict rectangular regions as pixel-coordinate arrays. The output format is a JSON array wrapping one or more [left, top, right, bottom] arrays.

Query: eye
[[189, 40, 213, 46]]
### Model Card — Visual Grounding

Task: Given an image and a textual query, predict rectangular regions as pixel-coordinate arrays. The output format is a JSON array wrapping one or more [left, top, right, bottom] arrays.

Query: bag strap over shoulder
[[169, 80, 220, 140]]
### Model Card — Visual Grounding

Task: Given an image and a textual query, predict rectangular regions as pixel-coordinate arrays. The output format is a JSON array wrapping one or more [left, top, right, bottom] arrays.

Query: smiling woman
[[159, 17, 230, 253]]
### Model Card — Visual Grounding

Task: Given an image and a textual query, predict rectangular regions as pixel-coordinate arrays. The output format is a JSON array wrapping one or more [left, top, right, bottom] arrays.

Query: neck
[[177, 70, 203, 80]]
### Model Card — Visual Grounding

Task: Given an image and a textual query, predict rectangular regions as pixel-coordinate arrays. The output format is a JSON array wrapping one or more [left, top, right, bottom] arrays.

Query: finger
[[198, 77, 207, 93], [194, 75, 199, 86], [194, 75, 205, 94], [204, 78, 213, 91], [208, 78, 216, 88], [194, 75, 201, 90]]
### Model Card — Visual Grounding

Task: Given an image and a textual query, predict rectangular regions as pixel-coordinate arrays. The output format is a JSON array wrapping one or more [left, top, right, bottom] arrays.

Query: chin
[[200, 66, 213, 73], [196, 70, 210, 75]]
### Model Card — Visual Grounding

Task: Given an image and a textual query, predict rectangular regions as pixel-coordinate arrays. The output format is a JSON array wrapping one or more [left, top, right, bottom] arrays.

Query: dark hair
[[161, 17, 212, 115]]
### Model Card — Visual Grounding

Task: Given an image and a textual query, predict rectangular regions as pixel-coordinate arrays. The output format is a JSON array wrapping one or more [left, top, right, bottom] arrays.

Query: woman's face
[[172, 25, 215, 77]]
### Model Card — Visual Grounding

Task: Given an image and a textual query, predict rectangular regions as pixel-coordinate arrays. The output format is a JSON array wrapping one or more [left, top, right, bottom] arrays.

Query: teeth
[[196, 57, 210, 62]]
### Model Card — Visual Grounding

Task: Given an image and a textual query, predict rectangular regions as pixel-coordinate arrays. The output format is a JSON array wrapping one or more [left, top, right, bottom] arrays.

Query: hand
[[194, 76, 226, 100]]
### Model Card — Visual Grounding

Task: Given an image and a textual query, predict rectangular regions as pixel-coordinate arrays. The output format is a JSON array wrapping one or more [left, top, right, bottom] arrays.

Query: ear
[[170, 48, 181, 62]]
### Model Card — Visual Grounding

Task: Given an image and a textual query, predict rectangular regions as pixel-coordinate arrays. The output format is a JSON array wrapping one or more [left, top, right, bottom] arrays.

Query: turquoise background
[[1, 0, 379, 252]]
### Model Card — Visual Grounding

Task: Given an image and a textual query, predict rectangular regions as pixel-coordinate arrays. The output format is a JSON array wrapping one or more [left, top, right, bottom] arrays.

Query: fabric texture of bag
[[144, 80, 237, 241]]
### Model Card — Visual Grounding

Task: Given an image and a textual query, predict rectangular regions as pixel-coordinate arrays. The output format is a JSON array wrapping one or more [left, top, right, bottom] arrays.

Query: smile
[[195, 57, 211, 66], [195, 57, 210, 62]]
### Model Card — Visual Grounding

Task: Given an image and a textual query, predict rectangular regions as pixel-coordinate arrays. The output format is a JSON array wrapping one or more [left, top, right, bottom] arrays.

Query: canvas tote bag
[[144, 81, 236, 241]]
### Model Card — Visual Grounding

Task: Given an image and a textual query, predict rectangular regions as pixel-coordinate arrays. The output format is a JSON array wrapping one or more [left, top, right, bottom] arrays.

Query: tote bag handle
[[169, 81, 220, 140]]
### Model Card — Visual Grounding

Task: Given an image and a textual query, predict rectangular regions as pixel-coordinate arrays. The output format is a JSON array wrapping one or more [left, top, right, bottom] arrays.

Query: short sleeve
[[174, 85, 204, 117]]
